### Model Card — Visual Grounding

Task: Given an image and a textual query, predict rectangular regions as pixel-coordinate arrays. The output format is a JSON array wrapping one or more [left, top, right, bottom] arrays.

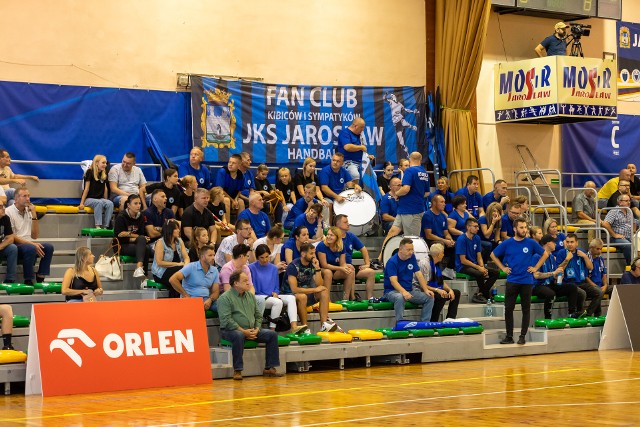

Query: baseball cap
[[555, 22, 569, 30], [540, 234, 557, 246]]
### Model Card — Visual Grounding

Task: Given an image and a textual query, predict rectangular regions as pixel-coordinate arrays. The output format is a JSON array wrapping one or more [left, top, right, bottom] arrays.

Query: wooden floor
[[2, 350, 640, 426]]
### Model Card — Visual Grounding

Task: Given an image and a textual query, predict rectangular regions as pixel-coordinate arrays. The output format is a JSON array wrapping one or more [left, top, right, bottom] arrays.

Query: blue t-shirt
[[533, 252, 558, 287], [482, 191, 507, 211], [342, 231, 364, 263], [427, 190, 453, 214], [178, 162, 212, 189], [179, 261, 220, 299], [280, 238, 301, 262], [478, 215, 495, 242], [248, 261, 279, 296], [501, 214, 514, 238], [384, 253, 419, 292], [588, 255, 607, 287], [455, 187, 482, 218], [318, 165, 351, 197], [214, 168, 245, 198], [621, 271, 640, 285], [422, 209, 448, 240], [285, 197, 317, 228], [555, 249, 588, 284], [237, 208, 271, 239], [427, 258, 443, 289], [397, 166, 429, 215], [455, 233, 482, 271], [380, 194, 398, 219], [491, 237, 544, 285], [336, 127, 362, 163], [540, 34, 567, 56], [293, 213, 319, 239], [552, 233, 566, 256], [240, 169, 255, 198], [282, 258, 317, 294], [448, 209, 469, 240], [316, 241, 344, 266]]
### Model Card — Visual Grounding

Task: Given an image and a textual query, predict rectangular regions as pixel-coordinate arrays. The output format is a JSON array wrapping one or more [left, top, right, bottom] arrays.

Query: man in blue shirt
[[284, 183, 317, 229], [587, 238, 608, 316], [169, 245, 220, 309], [336, 117, 373, 184], [383, 237, 434, 323], [178, 147, 211, 189], [318, 152, 361, 204], [535, 22, 569, 57], [455, 175, 484, 218], [482, 179, 509, 212], [336, 214, 377, 301], [455, 218, 499, 304], [143, 189, 176, 243], [237, 152, 254, 206], [237, 193, 271, 239], [491, 218, 548, 345], [500, 202, 521, 240], [380, 177, 400, 233], [292, 203, 323, 243], [422, 194, 455, 277], [621, 257, 640, 284], [214, 154, 246, 213]]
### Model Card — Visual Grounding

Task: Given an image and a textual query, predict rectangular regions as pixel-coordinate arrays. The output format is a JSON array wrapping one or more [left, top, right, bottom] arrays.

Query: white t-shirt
[[5, 204, 32, 240], [252, 237, 283, 263], [214, 234, 248, 268], [108, 164, 146, 195], [0, 166, 14, 190]]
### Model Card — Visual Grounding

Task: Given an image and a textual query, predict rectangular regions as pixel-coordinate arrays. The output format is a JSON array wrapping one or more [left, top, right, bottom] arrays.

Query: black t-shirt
[[255, 178, 272, 193], [83, 170, 108, 200], [293, 171, 319, 195], [179, 192, 194, 210], [377, 175, 391, 194], [145, 182, 182, 210], [206, 201, 226, 221], [113, 211, 147, 246], [181, 205, 215, 242], [276, 180, 296, 204], [0, 215, 13, 242], [630, 178, 640, 197]]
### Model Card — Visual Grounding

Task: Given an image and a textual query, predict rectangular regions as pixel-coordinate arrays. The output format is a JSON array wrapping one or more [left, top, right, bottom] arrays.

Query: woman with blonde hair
[[479, 201, 503, 261], [543, 217, 565, 255], [208, 186, 234, 233], [530, 225, 543, 244], [316, 227, 356, 300], [294, 157, 326, 203], [79, 154, 114, 229], [62, 247, 103, 302], [177, 175, 197, 219]]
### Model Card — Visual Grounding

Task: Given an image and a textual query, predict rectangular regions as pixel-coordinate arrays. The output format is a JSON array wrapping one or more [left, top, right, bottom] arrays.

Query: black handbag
[[269, 311, 291, 332]]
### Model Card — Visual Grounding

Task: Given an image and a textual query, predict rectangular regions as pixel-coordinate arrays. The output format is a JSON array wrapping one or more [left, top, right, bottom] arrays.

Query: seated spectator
[[383, 237, 434, 323], [337, 117, 370, 184], [482, 179, 509, 212], [281, 226, 310, 264], [447, 195, 470, 241], [628, 163, 640, 200], [294, 157, 323, 201], [396, 158, 409, 181], [108, 152, 147, 210], [188, 227, 210, 261], [61, 246, 104, 302], [422, 194, 455, 275], [208, 186, 234, 238], [500, 202, 521, 241], [144, 168, 182, 215], [253, 225, 285, 266], [601, 194, 635, 265], [284, 183, 318, 230], [318, 152, 361, 205], [214, 154, 246, 215], [292, 203, 324, 244], [572, 181, 597, 225], [454, 175, 484, 218], [479, 202, 502, 260], [380, 177, 400, 233], [249, 244, 306, 333], [79, 154, 114, 229], [178, 147, 211, 189], [621, 257, 640, 284], [598, 168, 632, 208], [152, 220, 189, 298], [144, 189, 176, 243], [607, 179, 640, 218], [0, 201, 18, 284], [0, 149, 39, 205], [238, 193, 271, 239], [587, 238, 609, 310], [556, 233, 602, 317], [0, 187, 5, 206], [237, 152, 254, 206], [177, 175, 197, 219], [417, 243, 460, 321], [181, 188, 216, 246], [253, 164, 277, 215], [514, 195, 531, 225], [113, 194, 152, 278], [335, 214, 377, 298], [169, 245, 220, 308], [6, 188, 54, 285], [219, 244, 254, 292], [377, 161, 395, 195], [281, 242, 338, 332], [542, 218, 566, 256], [529, 225, 543, 244], [428, 176, 454, 213], [455, 218, 500, 303], [218, 270, 284, 380], [215, 219, 256, 268], [0, 304, 14, 350], [275, 167, 297, 224], [316, 227, 354, 300]]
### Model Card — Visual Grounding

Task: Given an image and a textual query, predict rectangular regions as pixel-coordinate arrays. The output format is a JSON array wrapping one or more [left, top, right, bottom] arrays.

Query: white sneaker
[[133, 267, 146, 278], [321, 320, 337, 332]]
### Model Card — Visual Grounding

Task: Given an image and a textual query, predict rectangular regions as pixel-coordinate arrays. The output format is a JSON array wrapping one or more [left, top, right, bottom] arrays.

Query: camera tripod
[[566, 35, 584, 57]]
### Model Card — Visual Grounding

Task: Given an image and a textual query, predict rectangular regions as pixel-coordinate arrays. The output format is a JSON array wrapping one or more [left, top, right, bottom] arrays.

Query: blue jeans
[[5, 188, 15, 206], [84, 198, 114, 227], [221, 328, 280, 371], [17, 242, 54, 282], [610, 237, 632, 265], [385, 289, 434, 323], [0, 243, 18, 282]]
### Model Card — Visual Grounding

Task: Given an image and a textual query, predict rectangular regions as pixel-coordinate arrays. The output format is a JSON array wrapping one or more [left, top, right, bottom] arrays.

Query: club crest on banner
[[201, 88, 236, 149]]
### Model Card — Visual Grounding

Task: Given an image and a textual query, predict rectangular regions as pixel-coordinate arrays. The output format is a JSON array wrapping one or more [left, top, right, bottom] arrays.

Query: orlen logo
[[499, 65, 552, 101], [563, 66, 612, 98], [50, 328, 195, 366]]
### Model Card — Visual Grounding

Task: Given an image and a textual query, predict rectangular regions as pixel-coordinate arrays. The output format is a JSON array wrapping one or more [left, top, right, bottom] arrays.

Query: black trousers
[[120, 236, 153, 273], [459, 265, 500, 299], [578, 282, 603, 316], [532, 284, 579, 318], [153, 265, 182, 298], [504, 282, 532, 338], [430, 289, 461, 322]]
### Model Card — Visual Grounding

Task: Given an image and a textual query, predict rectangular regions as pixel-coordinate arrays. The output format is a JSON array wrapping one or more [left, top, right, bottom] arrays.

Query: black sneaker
[[500, 336, 514, 345], [2, 345, 14, 351], [517, 335, 526, 345], [354, 293, 362, 302], [472, 293, 488, 304], [370, 260, 383, 270]]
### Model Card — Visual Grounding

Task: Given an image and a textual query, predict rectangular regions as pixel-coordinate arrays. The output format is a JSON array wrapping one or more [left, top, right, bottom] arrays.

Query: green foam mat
[[375, 328, 410, 339], [80, 227, 114, 237], [277, 335, 291, 346], [409, 329, 435, 337], [435, 327, 460, 336], [42, 283, 62, 294], [204, 309, 218, 319], [120, 255, 137, 263], [12, 315, 30, 328], [370, 301, 393, 310], [220, 339, 258, 348], [461, 325, 484, 334]]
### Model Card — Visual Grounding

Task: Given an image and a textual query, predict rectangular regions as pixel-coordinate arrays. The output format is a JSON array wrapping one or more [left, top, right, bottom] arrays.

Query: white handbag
[[94, 241, 123, 281]]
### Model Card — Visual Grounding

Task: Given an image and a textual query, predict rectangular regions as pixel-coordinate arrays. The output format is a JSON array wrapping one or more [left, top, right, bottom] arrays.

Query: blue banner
[[617, 21, 640, 101], [191, 77, 427, 166], [562, 114, 640, 186]]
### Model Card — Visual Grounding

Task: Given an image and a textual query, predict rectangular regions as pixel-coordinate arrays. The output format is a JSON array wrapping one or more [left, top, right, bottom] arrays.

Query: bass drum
[[381, 235, 429, 267], [332, 189, 377, 236]]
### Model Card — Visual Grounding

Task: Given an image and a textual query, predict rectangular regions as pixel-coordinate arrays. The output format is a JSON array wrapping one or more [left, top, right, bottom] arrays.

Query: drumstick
[[211, 213, 231, 231]]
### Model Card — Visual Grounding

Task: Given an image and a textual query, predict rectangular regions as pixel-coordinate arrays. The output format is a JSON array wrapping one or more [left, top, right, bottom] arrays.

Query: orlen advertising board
[[494, 56, 617, 123]]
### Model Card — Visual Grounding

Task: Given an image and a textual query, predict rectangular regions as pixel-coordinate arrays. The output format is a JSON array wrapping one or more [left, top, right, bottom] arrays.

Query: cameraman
[[535, 22, 569, 57]]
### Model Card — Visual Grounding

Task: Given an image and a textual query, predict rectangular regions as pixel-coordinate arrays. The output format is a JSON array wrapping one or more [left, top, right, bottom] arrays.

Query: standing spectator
[[143, 189, 175, 243], [214, 154, 246, 216], [181, 188, 216, 245], [0, 200, 18, 284], [601, 194, 635, 265], [113, 194, 152, 278], [144, 168, 182, 215], [152, 220, 189, 298], [61, 247, 104, 302], [108, 152, 147, 211], [238, 193, 271, 239], [337, 117, 372, 184], [178, 147, 211, 189], [627, 163, 640, 200], [177, 175, 197, 219], [455, 175, 484, 218], [0, 149, 39, 205], [482, 179, 509, 211], [6, 188, 54, 284], [377, 162, 395, 196], [79, 154, 114, 229]]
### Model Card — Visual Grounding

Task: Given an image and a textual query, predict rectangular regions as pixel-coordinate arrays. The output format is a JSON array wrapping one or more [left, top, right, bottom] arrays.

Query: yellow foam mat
[[307, 302, 344, 313], [348, 329, 384, 341], [46, 205, 79, 214], [0, 350, 27, 364], [35, 205, 47, 214], [81, 207, 94, 214], [317, 331, 353, 343]]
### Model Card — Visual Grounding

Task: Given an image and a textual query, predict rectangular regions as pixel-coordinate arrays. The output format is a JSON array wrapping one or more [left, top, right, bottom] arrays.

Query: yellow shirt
[[597, 178, 619, 200]]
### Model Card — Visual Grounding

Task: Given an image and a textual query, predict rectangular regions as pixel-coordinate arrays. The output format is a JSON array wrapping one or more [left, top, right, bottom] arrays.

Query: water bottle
[[491, 287, 498, 302], [484, 299, 494, 317], [557, 272, 563, 285]]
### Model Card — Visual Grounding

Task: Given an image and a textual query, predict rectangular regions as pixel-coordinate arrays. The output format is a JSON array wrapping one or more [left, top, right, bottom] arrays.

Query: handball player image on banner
[[190, 77, 427, 166]]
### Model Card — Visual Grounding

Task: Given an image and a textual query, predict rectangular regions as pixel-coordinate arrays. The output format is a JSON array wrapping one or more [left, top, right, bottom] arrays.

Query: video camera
[[568, 23, 591, 38]]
